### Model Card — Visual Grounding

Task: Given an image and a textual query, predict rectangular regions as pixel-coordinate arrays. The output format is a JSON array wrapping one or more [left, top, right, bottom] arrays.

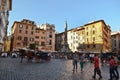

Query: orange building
[[39, 23, 55, 52], [11, 19, 36, 50], [11, 19, 55, 52], [35, 28, 46, 51]]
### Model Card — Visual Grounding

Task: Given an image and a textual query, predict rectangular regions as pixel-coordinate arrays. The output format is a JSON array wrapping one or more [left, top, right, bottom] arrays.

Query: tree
[[29, 44, 36, 50]]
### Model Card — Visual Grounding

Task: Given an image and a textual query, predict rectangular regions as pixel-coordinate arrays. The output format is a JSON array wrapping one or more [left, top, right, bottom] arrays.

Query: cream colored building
[[55, 27, 85, 52], [67, 29, 74, 52], [72, 27, 85, 52], [0, 0, 12, 51], [67, 27, 85, 52]]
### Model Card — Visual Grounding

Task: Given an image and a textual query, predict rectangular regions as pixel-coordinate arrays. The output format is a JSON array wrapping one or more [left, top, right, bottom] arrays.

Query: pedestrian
[[108, 56, 116, 80], [114, 55, 119, 80], [80, 53, 85, 72], [72, 51, 79, 72], [92, 54, 102, 79]]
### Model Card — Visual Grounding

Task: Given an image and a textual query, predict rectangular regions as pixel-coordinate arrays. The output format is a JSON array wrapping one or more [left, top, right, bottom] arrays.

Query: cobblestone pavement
[[0, 57, 120, 80]]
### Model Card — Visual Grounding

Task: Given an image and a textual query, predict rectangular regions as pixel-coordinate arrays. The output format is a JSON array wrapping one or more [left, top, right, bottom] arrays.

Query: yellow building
[[4, 35, 11, 52], [83, 20, 111, 53], [55, 20, 111, 53]]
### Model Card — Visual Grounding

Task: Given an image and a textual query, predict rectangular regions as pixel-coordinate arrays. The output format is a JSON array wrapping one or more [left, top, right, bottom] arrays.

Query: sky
[[8, 0, 120, 34]]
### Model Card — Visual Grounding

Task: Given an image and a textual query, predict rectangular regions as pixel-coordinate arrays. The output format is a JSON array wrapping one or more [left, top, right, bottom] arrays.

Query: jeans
[[93, 67, 102, 79], [73, 60, 78, 70], [109, 67, 116, 80], [114, 66, 119, 79]]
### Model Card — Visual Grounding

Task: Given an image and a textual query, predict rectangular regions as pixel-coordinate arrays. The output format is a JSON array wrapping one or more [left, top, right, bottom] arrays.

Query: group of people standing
[[72, 52, 85, 72], [109, 55, 119, 80], [72, 52, 119, 80]]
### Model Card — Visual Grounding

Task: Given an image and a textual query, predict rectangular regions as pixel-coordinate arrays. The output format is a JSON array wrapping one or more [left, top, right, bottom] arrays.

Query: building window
[[35, 41, 39, 45], [41, 36, 45, 39], [71, 43, 72, 46], [19, 30, 22, 33], [31, 31, 33, 35], [41, 37, 43, 39], [76, 36, 77, 39], [41, 42, 45, 46], [36, 30, 39, 33], [87, 32, 88, 35], [23, 37, 28, 46], [31, 26, 34, 30], [93, 37, 95, 41], [25, 31, 28, 34], [114, 48, 117, 51], [49, 40, 52, 45], [30, 37, 34, 41], [24, 37, 28, 41], [0, 18, 1, 25], [17, 43, 21, 46], [0, 30, 2, 39], [86, 27, 88, 30], [93, 30, 95, 34], [87, 38, 88, 42], [18, 36, 22, 40], [35, 36, 39, 39], [114, 40, 116, 47], [50, 27, 52, 30], [49, 35, 52, 38], [114, 36, 116, 38], [19, 24, 23, 28], [76, 41, 78, 43], [26, 26, 28, 29]]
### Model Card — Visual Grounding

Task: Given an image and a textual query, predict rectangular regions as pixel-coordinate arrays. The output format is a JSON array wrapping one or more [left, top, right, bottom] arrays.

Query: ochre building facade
[[11, 19, 55, 52]]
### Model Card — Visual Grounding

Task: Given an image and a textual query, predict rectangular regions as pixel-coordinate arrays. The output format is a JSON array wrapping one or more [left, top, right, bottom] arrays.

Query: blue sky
[[8, 0, 120, 34]]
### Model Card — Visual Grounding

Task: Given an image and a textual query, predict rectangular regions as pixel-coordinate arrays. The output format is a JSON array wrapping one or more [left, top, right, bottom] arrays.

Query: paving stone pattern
[[0, 57, 120, 80]]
